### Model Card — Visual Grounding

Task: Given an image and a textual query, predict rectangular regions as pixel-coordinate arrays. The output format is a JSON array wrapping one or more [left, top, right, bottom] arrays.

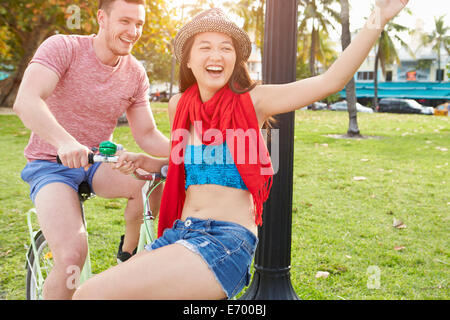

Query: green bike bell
[[99, 141, 117, 156]]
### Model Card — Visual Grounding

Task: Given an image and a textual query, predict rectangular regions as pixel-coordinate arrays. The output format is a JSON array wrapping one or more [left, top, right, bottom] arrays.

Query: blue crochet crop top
[[184, 143, 248, 191]]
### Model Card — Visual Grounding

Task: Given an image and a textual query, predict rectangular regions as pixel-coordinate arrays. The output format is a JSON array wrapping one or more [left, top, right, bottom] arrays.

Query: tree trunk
[[309, 24, 317, 77], [169, 40, 176, 98], [373, 44, 380, 110], [0, 57, 29, 108], [345, 79, 359, 136], [437, 42, 442, 82], [0, 28, 51, 107], [256, 0, 265, 59], [340, 0, 360, 137]]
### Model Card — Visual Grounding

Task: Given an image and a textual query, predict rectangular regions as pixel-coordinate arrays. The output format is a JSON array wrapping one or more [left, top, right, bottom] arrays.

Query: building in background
[[355, 20, 448, 83], [247, 32, 263, 82], [340, 19, 449, 107]]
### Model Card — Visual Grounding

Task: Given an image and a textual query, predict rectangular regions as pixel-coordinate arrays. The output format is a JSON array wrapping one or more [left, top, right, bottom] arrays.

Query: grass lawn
[[0, 105, 448, 300]]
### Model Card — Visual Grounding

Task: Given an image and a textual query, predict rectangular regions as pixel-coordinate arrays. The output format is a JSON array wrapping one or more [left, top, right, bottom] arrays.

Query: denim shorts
[[145, 217, 258, 299], [21, 160, 102, 203]]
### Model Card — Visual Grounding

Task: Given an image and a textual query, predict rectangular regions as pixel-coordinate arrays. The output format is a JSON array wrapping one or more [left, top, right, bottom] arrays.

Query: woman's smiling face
[[187, 32, 237, 101]]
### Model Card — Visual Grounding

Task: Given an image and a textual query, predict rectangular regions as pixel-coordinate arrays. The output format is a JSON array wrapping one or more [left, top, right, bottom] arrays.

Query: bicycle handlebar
[[57, 154, 168, 180], [55, 140, 168, 181], [56, 153, 118, 165], [133, 165, 168, 181]]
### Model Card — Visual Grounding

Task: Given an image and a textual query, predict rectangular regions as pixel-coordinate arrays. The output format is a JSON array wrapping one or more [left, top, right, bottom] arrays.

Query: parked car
[[307, 102, 328, 110], [422, 106, 434, 115], [330, 101, 374, 113], [434, 102, 449, 116], [378, 98, 432, 115]]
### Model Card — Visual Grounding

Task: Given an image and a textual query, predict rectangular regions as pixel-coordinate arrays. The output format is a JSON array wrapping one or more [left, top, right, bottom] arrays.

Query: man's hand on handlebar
[[56, 141, 92, 170], [56, 140, 168, 179]]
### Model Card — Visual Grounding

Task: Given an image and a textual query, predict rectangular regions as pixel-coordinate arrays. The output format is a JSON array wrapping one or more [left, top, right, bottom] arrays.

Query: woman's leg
[[72, 243, 227, 300]]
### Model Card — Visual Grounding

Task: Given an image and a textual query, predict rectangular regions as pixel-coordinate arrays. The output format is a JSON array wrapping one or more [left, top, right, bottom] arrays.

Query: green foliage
[[132, 1, 177, 83], [447, 61, 450, 79], [420, 15, 450, 71], [224, 0, 265, 54], [0, 1, 97, 72], [297, 0, 340, 76], [297, 28, 338, 77], [376, 21, 414, 76], [296, 57, 312, 79], [0, 0, 176, 83], [0, 26, 15, 69], [324, 92, 341, 104]]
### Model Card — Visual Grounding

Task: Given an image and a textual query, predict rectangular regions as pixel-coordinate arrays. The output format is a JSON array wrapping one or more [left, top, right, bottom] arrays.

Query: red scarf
[[157, 84, 273, 237]]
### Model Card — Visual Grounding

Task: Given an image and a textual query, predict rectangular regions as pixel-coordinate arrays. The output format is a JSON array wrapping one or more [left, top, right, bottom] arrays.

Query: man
[[14, 0, 169, 299]]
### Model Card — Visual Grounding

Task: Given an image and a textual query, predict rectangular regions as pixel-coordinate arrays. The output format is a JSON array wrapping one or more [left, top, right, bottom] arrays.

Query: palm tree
[[447, 61, 450, 79], [185, 0, 216, 17], [420, 15, 450, 82], [224, 0, 265, 55], [373, 21, 413, 108], [296, 29, 338, 78], [298, 0, 340, 76], [339, 0, 359, 136], [315, 29, 339, 72]]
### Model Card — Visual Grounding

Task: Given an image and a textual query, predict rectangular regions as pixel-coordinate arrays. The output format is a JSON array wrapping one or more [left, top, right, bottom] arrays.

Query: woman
[[73, 0, 409, 300]]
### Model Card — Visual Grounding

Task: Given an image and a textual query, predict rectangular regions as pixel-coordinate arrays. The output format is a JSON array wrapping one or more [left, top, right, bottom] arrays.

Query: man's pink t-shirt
[[24, 34, 150, 161]]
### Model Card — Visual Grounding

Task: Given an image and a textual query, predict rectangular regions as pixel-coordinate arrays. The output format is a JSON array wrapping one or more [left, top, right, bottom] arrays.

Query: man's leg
[[91, 163, 163, 255], [34, 183, 88, 300]]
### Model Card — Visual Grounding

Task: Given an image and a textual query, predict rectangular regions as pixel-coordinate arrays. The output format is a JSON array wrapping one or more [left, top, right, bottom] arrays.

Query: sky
[[328, 0, 450, 50], [171, 0, 448, 34], [346, 0, 448, 33]]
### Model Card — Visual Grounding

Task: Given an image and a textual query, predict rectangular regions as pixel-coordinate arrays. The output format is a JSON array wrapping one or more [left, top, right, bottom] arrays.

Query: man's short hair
[[99, 0, 146, 14]]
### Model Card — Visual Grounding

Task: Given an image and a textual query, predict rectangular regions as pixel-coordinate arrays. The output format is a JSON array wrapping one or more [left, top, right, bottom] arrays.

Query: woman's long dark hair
[[178, 35, 274, 130]]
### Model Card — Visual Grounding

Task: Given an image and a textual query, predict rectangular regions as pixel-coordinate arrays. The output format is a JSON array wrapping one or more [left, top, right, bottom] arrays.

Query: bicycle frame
[[25, 201, 93, 299], [26, 208, 44, 293], [137, 179, 164, 252]]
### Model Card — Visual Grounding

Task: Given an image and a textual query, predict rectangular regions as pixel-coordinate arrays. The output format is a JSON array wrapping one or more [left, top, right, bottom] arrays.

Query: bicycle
[[24, 141, 168, 300]]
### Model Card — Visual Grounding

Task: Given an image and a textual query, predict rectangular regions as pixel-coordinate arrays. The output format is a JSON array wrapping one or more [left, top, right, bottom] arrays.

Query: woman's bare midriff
[[181, 184, 258, 236], [180, 124, 258, 236]]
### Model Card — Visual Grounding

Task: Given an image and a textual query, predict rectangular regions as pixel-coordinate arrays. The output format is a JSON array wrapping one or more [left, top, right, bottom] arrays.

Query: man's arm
[[126, 105, 170, 158], [13, 63, 91, 168]]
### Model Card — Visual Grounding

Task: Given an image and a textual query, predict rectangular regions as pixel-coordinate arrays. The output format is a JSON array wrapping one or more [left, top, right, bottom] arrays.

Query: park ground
[[0, 104, 448, 300]]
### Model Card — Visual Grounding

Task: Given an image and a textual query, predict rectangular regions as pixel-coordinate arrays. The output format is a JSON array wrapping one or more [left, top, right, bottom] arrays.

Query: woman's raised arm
[[251, 0, 409, 120]]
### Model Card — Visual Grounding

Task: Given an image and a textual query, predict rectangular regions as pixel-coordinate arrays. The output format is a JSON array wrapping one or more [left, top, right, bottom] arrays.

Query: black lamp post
[[240, 0, 299, 300]]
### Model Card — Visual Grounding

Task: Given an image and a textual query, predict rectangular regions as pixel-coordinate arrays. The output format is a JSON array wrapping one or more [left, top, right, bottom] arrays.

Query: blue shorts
[[146, 217, 258, 299], [21, 160, 102, 203]]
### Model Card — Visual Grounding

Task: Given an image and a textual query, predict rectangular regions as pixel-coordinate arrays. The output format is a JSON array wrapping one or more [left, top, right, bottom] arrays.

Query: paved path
[[0, 107, 14, 115]]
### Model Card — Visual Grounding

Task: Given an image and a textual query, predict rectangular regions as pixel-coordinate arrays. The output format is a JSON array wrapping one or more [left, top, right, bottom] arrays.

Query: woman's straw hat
[[173, 8, 252, 63]]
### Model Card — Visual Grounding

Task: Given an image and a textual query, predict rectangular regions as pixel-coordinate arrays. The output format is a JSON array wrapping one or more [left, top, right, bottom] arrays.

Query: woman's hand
[[375, 0, 409, 25], [113, 151, 140, 175]]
